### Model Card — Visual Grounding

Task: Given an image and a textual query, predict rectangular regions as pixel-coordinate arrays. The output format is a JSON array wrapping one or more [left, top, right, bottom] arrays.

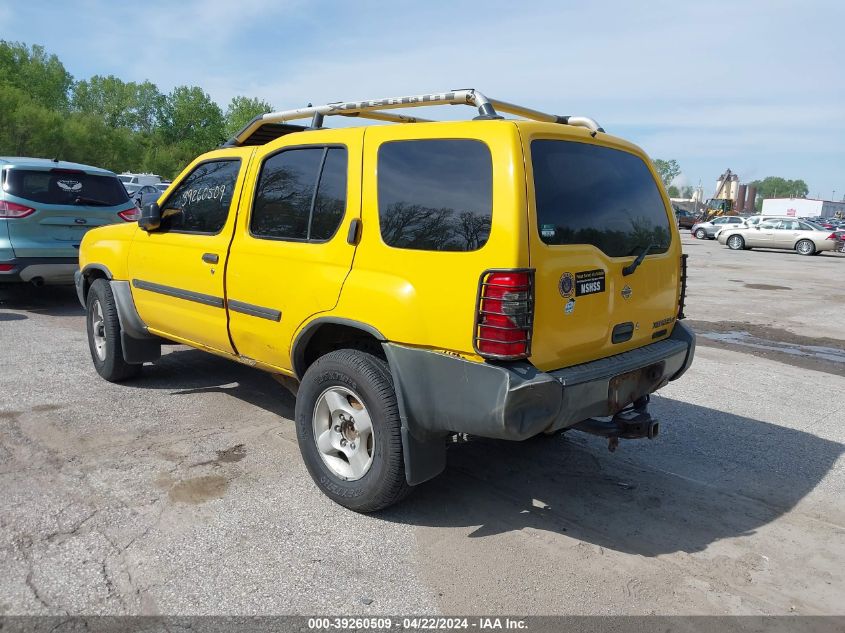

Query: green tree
[[72, 75, 135, 128], [224, 96, 273, 138], [652, 158, 681, 189], [71, 76, 164, 133], [748, 176, 809, 210], [160, 86, 225, 152], [667, 185, 680, 197], [0, 85, 65, 157], [0, 41, 73, 111]]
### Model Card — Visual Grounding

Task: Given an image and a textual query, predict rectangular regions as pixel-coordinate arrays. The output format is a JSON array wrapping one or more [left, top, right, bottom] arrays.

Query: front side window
[[4, 169, 129, 207], [160, 160, 240, 234], [251, 147, 347, 242], [531, 141, 672, 257], [378, 139, 493, 252]]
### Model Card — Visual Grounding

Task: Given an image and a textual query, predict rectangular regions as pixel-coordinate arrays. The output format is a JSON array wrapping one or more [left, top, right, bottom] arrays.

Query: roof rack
[[223, 89, 605, 147]]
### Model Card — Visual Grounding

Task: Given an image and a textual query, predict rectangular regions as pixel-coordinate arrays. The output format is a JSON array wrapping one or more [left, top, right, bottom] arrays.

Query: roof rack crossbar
[[226, 89, 604, 146]]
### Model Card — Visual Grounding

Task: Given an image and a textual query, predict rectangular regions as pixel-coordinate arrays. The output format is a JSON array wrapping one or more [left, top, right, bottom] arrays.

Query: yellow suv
[[75, 90, 695, 512]]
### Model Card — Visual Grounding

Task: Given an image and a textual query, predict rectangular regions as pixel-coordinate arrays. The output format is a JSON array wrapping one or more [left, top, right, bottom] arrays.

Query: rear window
[[378, 139, 493, 252], [4, 169, 129, 207], [531, 141, 672, 257]]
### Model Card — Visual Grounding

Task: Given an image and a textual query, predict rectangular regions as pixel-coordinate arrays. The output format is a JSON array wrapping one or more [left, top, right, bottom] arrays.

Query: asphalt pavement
[[0, 234, 843, 616]]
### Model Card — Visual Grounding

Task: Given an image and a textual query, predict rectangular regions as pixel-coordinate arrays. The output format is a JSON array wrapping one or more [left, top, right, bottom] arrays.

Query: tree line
[[1, 40, 813, 204], [0, 41, 272, 178], [652, 158, 808, 210]]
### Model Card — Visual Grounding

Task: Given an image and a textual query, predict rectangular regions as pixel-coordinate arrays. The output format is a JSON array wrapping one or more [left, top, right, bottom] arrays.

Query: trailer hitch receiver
[[572, 398, 659, 452]]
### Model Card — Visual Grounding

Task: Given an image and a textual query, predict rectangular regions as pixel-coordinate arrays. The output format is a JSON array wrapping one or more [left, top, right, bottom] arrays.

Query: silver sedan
[[717, 219, 842, 255]]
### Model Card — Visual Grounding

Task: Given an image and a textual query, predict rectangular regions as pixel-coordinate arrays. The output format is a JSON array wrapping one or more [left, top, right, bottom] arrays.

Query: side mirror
[[138, 202, 161, 232]]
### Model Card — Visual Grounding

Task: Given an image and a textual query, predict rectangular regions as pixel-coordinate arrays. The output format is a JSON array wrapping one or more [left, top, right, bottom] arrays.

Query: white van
[[118, 173, 161, 186]]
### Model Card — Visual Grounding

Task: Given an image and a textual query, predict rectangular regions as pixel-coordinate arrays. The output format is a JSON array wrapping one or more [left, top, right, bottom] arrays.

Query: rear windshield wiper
[[73, 196, 113, 207], [622, 240, 654, 276]]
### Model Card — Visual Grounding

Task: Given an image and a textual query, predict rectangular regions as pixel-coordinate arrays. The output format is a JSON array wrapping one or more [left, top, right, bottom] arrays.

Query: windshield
[[531, 140, 672, 257], [4, 169, 129, 206]]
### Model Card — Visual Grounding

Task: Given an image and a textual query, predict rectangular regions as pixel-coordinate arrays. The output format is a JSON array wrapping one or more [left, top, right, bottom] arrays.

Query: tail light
[[0, 200, 36, 218], [474, 269, 534, 360], [0, 264, 15, 272], [678, 254, 688, 319], [118, 207, 139, 221], [826, 233, 837, 241]]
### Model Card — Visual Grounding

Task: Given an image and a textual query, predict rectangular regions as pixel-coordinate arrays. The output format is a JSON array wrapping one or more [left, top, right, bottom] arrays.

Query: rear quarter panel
[[326, 120, 529, 357]]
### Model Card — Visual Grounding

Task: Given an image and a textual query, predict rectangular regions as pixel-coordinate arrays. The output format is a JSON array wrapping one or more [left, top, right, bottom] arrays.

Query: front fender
[[78, 222, 137, 281]]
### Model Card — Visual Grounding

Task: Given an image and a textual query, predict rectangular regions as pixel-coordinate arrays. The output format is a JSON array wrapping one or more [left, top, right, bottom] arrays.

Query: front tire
[[695, 228, 707, 239], [796, 239, 816, 256], [86, 279, 141, 382], [295, 349, 411, 512], [727, 234, 745, 250]]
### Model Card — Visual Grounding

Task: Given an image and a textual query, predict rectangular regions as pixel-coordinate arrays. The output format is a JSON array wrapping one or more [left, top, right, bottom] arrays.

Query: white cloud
[[5, 0, 844, 194]]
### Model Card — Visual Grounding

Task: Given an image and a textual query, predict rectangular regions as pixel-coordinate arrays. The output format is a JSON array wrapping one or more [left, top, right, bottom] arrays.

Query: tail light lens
[[826, 233, 837, 241], [474, 269, 534, 360], [0, 264, 15, 272], [118, 207, 139, 221], [0, 200, 36, 218]]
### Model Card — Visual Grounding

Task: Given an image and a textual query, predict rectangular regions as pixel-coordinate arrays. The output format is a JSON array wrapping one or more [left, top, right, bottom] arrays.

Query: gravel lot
[[1, 234, 843, 616]]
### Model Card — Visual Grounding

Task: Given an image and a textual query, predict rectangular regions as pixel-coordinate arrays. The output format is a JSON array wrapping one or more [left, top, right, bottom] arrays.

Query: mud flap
[[121, 332, 161, 364], [401, 427, 448, 486]]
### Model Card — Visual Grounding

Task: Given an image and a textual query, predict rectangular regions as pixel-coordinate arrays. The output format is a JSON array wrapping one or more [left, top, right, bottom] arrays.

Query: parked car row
[[687, 214, 843, 256], [716, 218, 843, 256]]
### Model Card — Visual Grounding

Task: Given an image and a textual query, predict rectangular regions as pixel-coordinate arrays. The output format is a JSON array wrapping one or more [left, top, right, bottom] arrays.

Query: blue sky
[[2, 0, 843, 198]]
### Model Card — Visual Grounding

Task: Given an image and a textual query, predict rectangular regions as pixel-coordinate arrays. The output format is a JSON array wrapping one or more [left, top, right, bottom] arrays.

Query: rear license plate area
[[608, 362, 666, 413]]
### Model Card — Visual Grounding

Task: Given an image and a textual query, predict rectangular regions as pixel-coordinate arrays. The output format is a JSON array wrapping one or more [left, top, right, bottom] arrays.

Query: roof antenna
[[52, 157, 59, 163]]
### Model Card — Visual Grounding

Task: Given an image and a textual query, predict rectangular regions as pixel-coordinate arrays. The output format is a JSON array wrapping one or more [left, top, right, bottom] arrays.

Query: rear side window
[[251, 147, 347, 242], [378, 140, 493, 252], [531, 141, 672, 258], [4, 169, 129, 206], [160, 159, 240, 234]]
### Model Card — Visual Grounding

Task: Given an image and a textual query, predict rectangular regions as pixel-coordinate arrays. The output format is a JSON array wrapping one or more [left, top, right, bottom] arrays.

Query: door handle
[[202, 253, 219, 264]]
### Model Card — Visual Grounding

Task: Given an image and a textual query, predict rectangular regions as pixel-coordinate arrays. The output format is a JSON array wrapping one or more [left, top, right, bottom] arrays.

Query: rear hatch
[[2, 166, 134, 257], [523, 132, 681, 372]]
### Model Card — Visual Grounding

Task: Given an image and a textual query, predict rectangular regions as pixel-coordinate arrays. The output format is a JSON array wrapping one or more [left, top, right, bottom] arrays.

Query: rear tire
[[86, 279, 141, 382], [727, 235, 745, 250], [295, 349, 411, 512], [796, 239, 816, 256]]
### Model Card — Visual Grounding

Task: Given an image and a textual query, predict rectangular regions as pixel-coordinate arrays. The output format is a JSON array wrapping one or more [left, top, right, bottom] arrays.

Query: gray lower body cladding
[[1, 257, 78, 284], [384, 322, 695, 483], [75, 272, 161, 364]]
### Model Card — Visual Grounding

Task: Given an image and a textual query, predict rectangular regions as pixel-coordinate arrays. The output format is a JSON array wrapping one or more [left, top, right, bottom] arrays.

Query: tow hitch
[[573, 396, 658, 452]]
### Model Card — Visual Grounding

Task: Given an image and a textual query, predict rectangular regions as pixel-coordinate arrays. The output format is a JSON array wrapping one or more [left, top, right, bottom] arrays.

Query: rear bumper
[[0, 257, 78, 284], [385, 322, 695, 483]]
